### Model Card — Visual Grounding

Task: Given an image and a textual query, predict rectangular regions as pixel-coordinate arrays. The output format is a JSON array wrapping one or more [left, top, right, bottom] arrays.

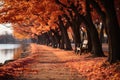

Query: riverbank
[[0, 44, 38, 80], [0, 44, 30, 66], [0, 44, 120, 80]]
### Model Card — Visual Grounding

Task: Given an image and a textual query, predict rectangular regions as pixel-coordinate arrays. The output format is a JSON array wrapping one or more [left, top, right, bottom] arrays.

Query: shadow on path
[[20, 44, 86, 80]]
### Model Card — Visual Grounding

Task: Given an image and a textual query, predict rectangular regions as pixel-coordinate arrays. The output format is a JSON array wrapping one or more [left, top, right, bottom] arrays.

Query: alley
[[21, 44, 86, 80]]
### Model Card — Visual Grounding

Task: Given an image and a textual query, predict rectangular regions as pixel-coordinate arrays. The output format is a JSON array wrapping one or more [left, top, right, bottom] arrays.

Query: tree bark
[[90, 0, 120, 63], [58, 16, 72, 50], [86, 28, 92, 52], [99, 24, 104, 43], [85, 0, 105, 57], [102, 0, 120, 63], [71, 24, 81, 52]]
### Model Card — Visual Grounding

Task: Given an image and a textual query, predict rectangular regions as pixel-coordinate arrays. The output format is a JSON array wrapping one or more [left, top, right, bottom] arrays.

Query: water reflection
[[0, 44, 21, 64]]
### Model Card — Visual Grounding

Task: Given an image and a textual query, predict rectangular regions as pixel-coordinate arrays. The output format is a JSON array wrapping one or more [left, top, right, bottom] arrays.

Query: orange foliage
[[0, 0, 86, 38], [66, 54, 120, 80], [0, 53, 38, 78], [2, 0, 118, 39], [0, 0, 62, 38]]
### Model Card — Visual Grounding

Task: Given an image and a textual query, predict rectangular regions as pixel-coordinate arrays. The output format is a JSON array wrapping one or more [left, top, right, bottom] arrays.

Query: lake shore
[[0, 43, 37, 80]]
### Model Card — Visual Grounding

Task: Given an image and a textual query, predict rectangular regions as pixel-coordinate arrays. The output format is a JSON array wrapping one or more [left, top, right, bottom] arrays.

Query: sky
[[0, 23, 13, 35]]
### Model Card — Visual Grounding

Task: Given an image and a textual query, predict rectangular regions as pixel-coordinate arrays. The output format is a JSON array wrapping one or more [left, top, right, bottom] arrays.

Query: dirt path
[[20, 44, 86, 80]]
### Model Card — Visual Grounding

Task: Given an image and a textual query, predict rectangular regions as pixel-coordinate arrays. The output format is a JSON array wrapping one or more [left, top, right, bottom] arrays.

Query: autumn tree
[[88, 0, 120, 63], [55, 0, 105, 57]]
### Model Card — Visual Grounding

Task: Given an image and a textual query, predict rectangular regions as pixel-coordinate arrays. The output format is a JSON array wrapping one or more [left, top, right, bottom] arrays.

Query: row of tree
[[0, 0, 120, 63], [0, 34, 17, 44], [0, 33, 31, 44]]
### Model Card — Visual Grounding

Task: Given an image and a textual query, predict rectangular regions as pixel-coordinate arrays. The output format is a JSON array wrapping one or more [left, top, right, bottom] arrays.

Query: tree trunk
[[85, 0, 105, 57], [71, 25, 81, 52], [51, 30, 61, 48], [88, 23, 104, 56], [63, 27, 72, 50], [48, 31, 57, 48], [89, 0, 120, 63], [86, 28, 92, 52], [58, 16, 72, 50], [102, 0, 120, 63], [59, 35, 65, 49], [99, 24, 104, 43]]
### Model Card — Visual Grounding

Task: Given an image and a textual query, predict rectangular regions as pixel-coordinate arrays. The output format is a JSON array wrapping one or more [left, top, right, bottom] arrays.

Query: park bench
[[76, 46, 81, 54], [81, 39, 88, 53], [76, 39, 88, 55]]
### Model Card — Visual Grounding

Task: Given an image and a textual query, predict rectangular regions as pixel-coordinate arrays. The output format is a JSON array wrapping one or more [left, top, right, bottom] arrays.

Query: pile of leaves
[[66, 54, 120, 80], [0, 53, 38, 79]]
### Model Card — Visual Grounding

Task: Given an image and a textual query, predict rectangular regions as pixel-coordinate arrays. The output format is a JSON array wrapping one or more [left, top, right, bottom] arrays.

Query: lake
[[0, 44, 22, 64]]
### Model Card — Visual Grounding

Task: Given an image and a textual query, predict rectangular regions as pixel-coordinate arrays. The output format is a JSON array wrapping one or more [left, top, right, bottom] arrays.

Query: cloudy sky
[[0, 23, 13, 35]]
